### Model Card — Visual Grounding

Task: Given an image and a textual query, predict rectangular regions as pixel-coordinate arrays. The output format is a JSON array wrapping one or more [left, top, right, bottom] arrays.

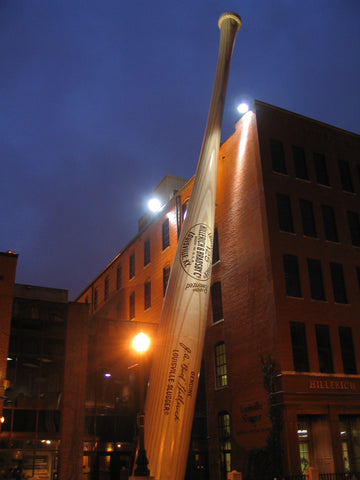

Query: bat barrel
[[144, 12, 242, 480]]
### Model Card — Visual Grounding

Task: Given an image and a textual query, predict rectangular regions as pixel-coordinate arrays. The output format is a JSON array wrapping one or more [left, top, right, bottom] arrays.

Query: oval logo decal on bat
[[180, 223, 213, 281]]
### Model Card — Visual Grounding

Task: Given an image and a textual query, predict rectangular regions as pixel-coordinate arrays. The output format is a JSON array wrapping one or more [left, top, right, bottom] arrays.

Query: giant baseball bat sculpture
[[144, 12, 242, 480]]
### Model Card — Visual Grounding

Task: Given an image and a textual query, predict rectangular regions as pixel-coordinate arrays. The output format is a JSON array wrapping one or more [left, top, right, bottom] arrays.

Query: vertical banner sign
[[145, 12, 242, 480]]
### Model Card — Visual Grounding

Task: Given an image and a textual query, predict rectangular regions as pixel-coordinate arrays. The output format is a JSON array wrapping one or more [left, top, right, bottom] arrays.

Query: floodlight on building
[[104, 373, 111, 378], [237, 102, 249, 114], [148, 198, 162, 213]]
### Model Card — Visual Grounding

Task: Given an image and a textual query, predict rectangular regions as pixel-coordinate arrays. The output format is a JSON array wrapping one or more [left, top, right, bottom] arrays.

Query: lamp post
[[130, 332, 153, 479]]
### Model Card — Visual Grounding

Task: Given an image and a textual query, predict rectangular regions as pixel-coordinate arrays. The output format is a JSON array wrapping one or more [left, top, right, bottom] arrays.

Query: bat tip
[[218, 12, 242, 31]]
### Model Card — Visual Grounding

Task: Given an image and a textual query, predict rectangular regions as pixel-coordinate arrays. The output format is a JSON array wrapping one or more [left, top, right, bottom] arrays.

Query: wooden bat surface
[[144, 12, 242, 480]]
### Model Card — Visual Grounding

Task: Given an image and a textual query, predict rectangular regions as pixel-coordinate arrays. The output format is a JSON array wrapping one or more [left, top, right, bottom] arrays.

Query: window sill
[[215, 385, 229, 391], [212, 318, 224, 326]]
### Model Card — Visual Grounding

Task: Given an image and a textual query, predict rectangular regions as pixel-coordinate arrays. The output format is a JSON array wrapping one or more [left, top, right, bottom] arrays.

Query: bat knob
[[218, 12, 242, 31]]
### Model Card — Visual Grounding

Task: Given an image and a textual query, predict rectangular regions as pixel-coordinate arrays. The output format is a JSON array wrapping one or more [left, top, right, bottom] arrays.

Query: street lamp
[[131, 332, 151, 478]]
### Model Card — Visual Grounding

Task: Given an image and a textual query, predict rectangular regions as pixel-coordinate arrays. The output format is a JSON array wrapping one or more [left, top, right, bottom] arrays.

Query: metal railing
[[319, 473, 360, 480]]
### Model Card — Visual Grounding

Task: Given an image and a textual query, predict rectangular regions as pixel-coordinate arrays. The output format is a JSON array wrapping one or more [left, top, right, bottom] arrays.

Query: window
[[313, 152, 329, 186], [211, 282, 223, 322], [163, 265, 170, 297], [339, 327, 357, 374], [270, 139, 287, 174], [292, 145, 308, 180], [347, 211, 360, 246], [93, 288, 98, 310], [129, 253, 135, 279], [299, 199, 317, 237], [104, 276, 109, 301], [283, 254, 302, 297], [321, 205, 338, 242], [218, 412, 232, 479], [339, 416, 360, 472], [144, 238, 150, 266], [162, 218, 170, 250], [276, 194, 294, 232], [307, 258, 325, 301], [338, 159, 354, 193], [144, 281, 151, 310], [215, 342, 228, 388], [129, 292, 135, 320], [315, 324, 334, 373], [212, 227, 220, 264], [297, 418, 310, 474], [116, 265, 122, 290], [290, 322, 309, 372], [330, 263, 347, 303], [356, 267, 360, 290]]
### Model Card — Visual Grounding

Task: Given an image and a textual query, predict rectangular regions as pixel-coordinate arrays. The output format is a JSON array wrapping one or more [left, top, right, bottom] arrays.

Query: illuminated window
[[218, 412, 231, 479], [315, 324, 334, 373], [129, 253, 135, 279], [270, 139, 287, 174], [322, 205, 338, 242], [297, 419, 310, 474], [313, 152, 329, 186], [144, 281, 151, 310], [276, 194, 294, 233], [116, 265, 122, 290], [215, 342, 227, 388], [307, 258, 325, 301], [338, 159, 354, 193], [339, 416, 360, 472], [162, 219, 170, 250], [163, 265, 170, 297], [330, 262, 347, 303], [283, 254, 302, 297], [211, 282, 223, 323], [212, 227, 220, 264], [290, 322, 309, 372], [339, 327, 357, 374], [104, 276, 109, 301], [292, 145, 308, 180], [347, 211, 360, 246], [129, 292, 135, 320], [299, 199, 317, 237], [144, 239, 150, 266]]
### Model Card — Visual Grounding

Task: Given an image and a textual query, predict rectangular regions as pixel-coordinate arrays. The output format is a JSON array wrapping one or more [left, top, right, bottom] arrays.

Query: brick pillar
[[58, 302, 89, 480], [0, 252, 18, 426]]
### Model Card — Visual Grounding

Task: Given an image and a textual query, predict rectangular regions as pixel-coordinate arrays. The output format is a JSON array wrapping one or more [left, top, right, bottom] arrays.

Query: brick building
[[77, 100, 360, 480], [0, 253, 88, 480]]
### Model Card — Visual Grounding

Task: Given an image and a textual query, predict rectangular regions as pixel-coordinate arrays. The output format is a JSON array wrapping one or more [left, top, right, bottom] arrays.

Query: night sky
[[1, 1, 359, 300]]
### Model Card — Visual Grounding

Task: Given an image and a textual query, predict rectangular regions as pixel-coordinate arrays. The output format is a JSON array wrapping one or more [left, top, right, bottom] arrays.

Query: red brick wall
[[58, 302, 89, 480], [0, 252, 18, 424], [204, 111, 276, 477]]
